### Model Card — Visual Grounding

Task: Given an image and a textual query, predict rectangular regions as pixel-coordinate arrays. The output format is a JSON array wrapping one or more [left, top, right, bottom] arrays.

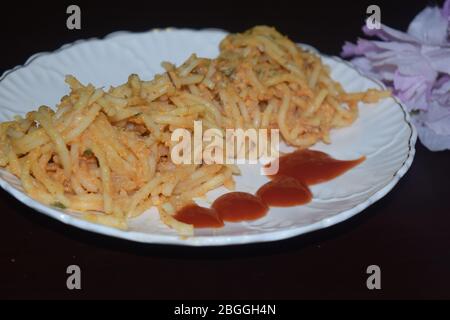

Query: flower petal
[[407, 6, 448, 45], [422, 46, 450, 74], [432, 76, 450, 106], [341, 42, 357, 57], [362, 24, 418, 43], [415, 121, 450, 151], [442, 0, 450, 20]]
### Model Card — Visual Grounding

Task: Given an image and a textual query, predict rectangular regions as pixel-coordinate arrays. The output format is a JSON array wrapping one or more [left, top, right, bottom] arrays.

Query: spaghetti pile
[[0, 26, 389, 235]]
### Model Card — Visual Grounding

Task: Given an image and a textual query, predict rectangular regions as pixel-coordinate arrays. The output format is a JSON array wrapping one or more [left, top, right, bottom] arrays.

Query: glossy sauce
[[256, 176, 312, 207], [212, 192, 268, 222], [174, 192, 268, 228], [174, 149, 365, 228], [174, 204, 224, 228], [269, 149, 365, 185]]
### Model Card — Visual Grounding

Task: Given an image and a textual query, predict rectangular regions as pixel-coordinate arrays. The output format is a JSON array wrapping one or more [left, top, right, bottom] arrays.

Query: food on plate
[[0, 26, 390, 236]]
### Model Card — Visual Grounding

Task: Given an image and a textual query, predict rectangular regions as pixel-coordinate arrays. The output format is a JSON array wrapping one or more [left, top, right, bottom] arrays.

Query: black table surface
[[1, 0, 449, 300]]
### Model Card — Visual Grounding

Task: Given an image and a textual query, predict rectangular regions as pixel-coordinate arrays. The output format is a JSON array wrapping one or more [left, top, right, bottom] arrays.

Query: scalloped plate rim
[[0, 28, 417, 246]]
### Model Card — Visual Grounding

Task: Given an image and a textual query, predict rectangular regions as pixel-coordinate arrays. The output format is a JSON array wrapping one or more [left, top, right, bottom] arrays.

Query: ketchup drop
[[212, 192, 268, 222], [256, 176, 312, 207], [174, 149, 365, 229]]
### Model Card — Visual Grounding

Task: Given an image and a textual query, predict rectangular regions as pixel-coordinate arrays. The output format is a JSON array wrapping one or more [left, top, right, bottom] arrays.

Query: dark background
[[0, 0, 449, 300]]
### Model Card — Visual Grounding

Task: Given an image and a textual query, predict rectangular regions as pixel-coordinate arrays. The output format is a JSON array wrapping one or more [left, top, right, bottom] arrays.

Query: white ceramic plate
[[0, 28, 416, 246]]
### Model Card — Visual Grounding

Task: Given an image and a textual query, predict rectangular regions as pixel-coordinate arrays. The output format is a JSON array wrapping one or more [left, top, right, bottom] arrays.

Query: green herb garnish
[[52, 202, 67, 210], [83, 149, 94, 157]]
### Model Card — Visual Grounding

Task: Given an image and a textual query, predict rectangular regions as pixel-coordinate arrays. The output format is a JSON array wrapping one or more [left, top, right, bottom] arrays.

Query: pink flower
[[342, 0, 450, 151]]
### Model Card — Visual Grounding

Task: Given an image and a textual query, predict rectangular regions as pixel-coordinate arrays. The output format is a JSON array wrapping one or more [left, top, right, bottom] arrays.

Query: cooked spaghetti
[[0, 26, 390, 236]]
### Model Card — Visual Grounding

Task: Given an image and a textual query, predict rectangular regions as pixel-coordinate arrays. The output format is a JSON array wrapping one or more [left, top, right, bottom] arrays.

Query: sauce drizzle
[[212, 192, 268, 222], [256, 176, 312, 207], [174, 149, 365, 228], [174, 204, 223, 228], [269, 149, 365, 185]]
